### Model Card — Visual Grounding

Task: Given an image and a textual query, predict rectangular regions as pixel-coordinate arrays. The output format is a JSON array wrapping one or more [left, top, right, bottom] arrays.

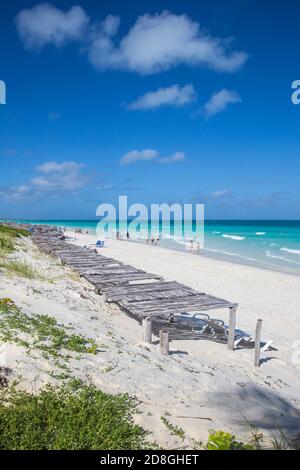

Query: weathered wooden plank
[[91, 272, 162, 285], [102, 281, 194, 297], [29, 224, 238, 347], [64, 259, 121, 267], [121, 297, 234, 319], [95, 276, 163, 291], [81, 267, 142, 277], [61, 257, 105, 264], [106, 288, 203, 304], [59, 253, 100, 259], [75, 263, 122, 272], [120, 294, 232, 311]]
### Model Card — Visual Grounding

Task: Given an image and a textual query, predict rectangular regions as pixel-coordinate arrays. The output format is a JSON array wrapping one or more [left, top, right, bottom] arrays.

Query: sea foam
[[265, 250, 300, 265], [222, 234, 245, 241], [280, 247, 300, 255]]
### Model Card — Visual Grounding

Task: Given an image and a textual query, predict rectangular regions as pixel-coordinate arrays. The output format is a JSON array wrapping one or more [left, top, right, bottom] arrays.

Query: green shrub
[[0, 225, 30, 238], [206, 431, 255, 450], [0, 382, 148, 450]]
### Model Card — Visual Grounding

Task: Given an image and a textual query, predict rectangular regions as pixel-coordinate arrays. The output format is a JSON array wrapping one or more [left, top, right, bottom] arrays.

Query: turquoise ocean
[[2, 219, 300, 276]]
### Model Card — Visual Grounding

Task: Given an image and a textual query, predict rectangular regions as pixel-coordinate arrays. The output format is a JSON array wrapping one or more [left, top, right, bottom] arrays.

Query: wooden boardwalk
[[30, 226, 238, 347]]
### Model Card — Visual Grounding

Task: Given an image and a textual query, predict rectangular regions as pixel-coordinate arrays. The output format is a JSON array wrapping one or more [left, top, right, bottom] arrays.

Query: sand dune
[[1, 231, 299, 448]]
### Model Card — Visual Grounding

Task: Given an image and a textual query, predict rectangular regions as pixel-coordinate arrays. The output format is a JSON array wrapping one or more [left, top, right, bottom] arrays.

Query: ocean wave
[[222, 234, 245, 241], [280, 247, 300, 256], [204, 247, 257, 262], [213, 231, 221, 234], [172, 239, 186, 245], [256, 232, 266, 235], [265, 250, 300, 265]]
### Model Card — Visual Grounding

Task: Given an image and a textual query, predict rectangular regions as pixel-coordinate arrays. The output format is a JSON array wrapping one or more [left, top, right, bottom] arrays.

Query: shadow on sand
[[213, 384, 300, 445]]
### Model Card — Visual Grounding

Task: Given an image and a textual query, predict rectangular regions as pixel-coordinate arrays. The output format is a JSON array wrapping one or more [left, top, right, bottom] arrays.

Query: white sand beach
[[1, 231, 300, 448]]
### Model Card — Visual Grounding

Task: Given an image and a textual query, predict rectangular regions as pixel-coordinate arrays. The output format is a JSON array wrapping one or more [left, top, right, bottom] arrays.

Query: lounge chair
[[163, 312, 229, 342], [192, 313, 228, 341]]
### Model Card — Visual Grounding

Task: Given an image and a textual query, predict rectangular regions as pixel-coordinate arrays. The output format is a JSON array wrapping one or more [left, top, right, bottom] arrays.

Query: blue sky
[[0, 0, 299, 220]]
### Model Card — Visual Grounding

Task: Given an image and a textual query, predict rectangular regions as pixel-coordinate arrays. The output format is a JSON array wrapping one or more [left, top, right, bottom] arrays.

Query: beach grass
[[0, 235, 14, 254], [0, 224, 30, 239], [0, 259, 41, 279], [0, 224, 49, 280], [0, 381, 148, 450], [0, 223, 30, 256]]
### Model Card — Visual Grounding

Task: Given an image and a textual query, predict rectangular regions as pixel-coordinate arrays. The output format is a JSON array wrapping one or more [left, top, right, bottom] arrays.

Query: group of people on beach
[[147, 236, 160, 246], [187, 240, 201, 253], [71, 227, 201, 255], [115, 231, 160, 246], [74, 228, 89, 235], [116, 231, 130, 241]]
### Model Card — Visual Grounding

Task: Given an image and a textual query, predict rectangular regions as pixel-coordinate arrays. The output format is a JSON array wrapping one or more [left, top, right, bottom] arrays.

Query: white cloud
[[159, 152, 186, 164], [16, 7, 247, 74], [204, 88, 241, 117], [120, 149, 158, 166], [192, 189, 234, 203], [88, 11, 247, 74], [15, 3, 89, 49], [211, 189, 232, 199], [36, 160, 84, 174], [120, 149, 185, 166], [127, 84, 196, 110], [3, 160, 90, 202]]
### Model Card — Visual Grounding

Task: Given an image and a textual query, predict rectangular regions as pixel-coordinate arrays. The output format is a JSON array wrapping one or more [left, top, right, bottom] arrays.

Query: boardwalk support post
[[142, 317, 152, 344], [228, 305, 237, 351], [254, 319, 263, 367], [159, 330, 169, 356]]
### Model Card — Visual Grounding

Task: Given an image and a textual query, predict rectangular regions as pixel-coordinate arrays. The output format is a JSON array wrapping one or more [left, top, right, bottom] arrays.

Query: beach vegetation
[[204, 429, 299, 450], [205, 430, 255, 450], [160, 415, 185, 441], [270, 430, 299, 450], [0, 381, 148, 450], [0, 298, 98, 365], [0, 235, 14, 254], [0, 225, 37, 276], [101, 360, 118, 374], [0, 223, 31, 257], [0, 224, 30, 239], [0, 259, 41, 279]]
